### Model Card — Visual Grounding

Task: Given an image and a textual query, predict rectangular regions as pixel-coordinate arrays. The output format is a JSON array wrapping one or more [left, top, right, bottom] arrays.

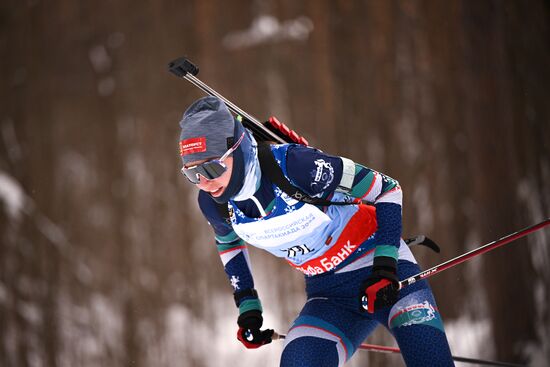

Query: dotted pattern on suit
[[279, 261, 454, 367]]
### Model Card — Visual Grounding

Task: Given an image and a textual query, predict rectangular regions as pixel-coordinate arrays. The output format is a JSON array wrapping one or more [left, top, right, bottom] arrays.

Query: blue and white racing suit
[[198, 143, 454, 367]]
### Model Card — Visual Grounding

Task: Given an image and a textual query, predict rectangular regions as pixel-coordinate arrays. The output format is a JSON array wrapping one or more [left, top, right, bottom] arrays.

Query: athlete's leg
[[280, 334, 341, 367], [280, 297, 379, 367], [280, 267, 380, 367], [387, 260, 455, 367]]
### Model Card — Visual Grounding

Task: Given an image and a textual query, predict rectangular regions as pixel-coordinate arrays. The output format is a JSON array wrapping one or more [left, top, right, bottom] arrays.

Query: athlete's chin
[[210, 186, 226, 197]]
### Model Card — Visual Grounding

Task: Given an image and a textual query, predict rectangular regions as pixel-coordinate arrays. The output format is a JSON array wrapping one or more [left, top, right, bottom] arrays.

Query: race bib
[[232, 204, 331, 248]]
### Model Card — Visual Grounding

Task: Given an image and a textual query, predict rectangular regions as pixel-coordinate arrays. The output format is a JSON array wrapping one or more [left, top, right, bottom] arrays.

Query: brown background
[[1, 1, 549, 366]]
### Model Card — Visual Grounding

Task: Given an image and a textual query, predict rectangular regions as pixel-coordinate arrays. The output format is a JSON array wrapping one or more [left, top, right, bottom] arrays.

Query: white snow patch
[[0, 171, 25, 220], [34, 212, 68, 249], [523, 338, 549, 367], [517, 178, 550, 367], [148, 296, 284, 367], [84, 294, 122, 362], [88, 45, 111, 73], [58, 292, 125, 366], [75, 262, 94, 285], [223, 15, 313, 50], [158, 304, 193, 364], [517, 179, 549, 275], [445, 316, 493, 359], [207, 296, 283, 367], [18, 301, 42, 326], [91, 294, 123, 348], [521, 280, 549, 367], [57, 150, 97, 192]]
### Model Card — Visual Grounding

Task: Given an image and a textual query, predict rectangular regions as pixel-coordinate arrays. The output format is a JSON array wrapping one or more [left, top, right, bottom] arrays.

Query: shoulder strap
[[257, 143, 352, 207], [215, 202, 232, 224]]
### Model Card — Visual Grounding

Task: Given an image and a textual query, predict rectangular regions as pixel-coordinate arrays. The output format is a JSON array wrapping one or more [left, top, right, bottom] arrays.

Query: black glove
[[236, 310, 274, 349], [361, 256, 400, 313]]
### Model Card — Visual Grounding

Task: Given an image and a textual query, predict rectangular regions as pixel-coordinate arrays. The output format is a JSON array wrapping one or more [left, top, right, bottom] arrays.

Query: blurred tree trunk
[[461, 1, 549, 363]]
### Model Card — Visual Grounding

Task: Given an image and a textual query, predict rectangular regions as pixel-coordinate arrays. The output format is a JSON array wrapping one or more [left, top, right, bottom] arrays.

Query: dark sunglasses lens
[[182, 168, 200, 184], [182, 161, 226, 184], [200, 161, 226, 179]]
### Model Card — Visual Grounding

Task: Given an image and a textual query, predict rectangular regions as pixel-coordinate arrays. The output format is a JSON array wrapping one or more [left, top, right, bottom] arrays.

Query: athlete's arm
[[341, 158, 402, 265], [197, 191, 263, 319]]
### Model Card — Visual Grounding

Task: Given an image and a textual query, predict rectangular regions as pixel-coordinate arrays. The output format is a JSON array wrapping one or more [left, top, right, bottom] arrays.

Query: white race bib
[[232, 204, 331, 248]]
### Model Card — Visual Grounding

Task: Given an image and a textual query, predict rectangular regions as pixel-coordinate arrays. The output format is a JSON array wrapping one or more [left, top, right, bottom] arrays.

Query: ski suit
[[198, 142, 454, 367]]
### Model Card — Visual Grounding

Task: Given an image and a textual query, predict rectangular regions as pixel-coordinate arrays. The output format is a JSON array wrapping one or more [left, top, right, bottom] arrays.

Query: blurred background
[[1, 0, 549, 366]]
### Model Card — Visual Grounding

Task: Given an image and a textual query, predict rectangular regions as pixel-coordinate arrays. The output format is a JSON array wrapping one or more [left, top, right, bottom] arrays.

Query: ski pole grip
[[168, 57, 199, 77]]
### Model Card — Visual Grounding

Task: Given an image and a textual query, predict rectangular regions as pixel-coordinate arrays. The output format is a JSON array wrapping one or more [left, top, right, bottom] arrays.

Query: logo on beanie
[[180, 137, 207, 156]]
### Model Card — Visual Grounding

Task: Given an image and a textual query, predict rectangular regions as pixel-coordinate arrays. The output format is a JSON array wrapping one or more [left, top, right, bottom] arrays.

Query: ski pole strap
[[257, 143, 359, 207], [213, 143, 361, 224]]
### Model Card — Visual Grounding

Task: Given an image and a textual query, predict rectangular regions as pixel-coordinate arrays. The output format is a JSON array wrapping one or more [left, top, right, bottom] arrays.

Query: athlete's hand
[[361, 257, 400, 313], [236, 310, 274, 349]]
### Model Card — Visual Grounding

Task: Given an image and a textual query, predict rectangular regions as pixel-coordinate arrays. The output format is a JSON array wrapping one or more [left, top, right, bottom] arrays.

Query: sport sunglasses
[[181, 132, 245, 184]]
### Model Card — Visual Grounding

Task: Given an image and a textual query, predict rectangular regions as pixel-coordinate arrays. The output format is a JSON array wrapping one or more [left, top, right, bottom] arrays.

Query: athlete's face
[[184, 157, 233, 198]]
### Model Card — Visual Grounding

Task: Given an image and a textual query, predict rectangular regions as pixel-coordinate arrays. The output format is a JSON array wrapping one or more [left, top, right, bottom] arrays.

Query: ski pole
[[355, 343, 526, 367], [400, 218, 550, 288], [273, 333, 526, 367], [355, 343, 525, 367]]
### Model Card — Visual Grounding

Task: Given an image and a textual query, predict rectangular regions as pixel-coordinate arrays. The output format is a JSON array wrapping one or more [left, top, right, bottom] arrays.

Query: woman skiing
[[178, 95, 454, 366]]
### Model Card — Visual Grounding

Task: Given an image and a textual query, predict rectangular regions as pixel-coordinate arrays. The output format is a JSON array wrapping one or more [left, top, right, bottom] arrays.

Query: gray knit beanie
[[179, 96, 235, 165]]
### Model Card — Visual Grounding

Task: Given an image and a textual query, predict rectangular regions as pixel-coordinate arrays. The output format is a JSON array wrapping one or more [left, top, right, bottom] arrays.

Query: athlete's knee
[[389, 288, 445, 332], [280, 336, 340, 367], [389, 289, 454, 367]]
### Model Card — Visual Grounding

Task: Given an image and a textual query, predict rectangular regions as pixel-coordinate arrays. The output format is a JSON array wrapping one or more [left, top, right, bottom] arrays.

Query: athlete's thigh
[[280, 297, 378, 367], [387, 261, 454, 367]]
